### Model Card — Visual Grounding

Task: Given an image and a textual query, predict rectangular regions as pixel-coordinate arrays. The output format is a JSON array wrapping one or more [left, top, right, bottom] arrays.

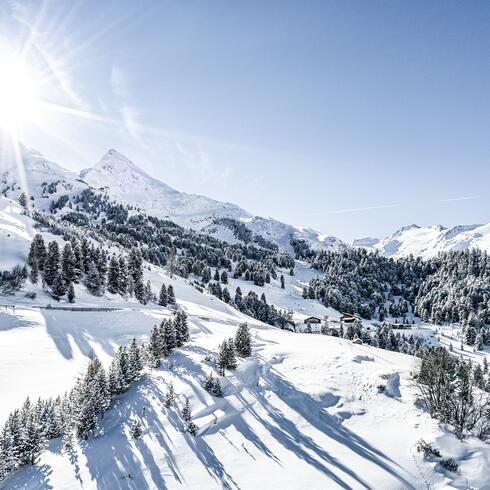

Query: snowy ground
[[2, 198, 490, 489], [5, 309, 489, 490]]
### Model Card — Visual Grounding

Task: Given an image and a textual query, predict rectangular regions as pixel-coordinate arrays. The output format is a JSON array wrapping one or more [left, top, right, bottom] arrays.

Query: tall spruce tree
[[234, 323, 252, 357]]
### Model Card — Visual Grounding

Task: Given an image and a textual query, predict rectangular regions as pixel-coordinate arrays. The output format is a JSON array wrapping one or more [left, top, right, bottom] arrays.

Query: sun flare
[[0, 56, 39, 132]]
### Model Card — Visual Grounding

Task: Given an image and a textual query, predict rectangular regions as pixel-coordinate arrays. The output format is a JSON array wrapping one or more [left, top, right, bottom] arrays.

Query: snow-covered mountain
[[353, 223, 490, 259], [1, 137, 345, 253], [80, 149, 346, 252]]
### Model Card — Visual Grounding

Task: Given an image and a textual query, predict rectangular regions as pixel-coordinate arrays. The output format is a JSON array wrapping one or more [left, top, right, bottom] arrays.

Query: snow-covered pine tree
[[220, 271, 228, 284], [44, 241, 60, 286], [464, 326, 477, 346], [18, 192, 28, 210], [164, 382, 175, 408], [212, 378, 223, 397], [225, 339, 237, 370], [67, 282, 75, 303], [181, 397, 192, 422], [129, 419, 142, 439], [148, 326, 164, 368], [175, 311, 190, 347], [85, 261, 103, 296], [128, 338, 143, 382], [204, 372, 214, 392], [234, 323, 252, 357], [280, 274, 285, 289], [167, 284, 176, 305], [159, 283, 168, 306], [162, 319, 177, 352], [51, 272, 67, 300], [61, 243, 76, 285], [118, 256, 129, 295], [28, 255, 39, 286], [107, 255, 120, 294]]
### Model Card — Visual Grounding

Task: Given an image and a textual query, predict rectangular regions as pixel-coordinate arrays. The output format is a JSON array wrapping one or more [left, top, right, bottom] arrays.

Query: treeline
[[0, 312, 191, 482]]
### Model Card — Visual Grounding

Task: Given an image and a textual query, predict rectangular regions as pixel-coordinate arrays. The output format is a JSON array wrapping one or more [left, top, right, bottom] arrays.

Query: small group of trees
[[146, 312, 190, 368], [216, 323, 252, 376], [415, 347, 490, 439], [158, 282, 176, 306]]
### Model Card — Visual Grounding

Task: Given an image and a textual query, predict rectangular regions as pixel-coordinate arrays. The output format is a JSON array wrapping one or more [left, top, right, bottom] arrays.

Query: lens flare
[[0, 56, 40, 132]]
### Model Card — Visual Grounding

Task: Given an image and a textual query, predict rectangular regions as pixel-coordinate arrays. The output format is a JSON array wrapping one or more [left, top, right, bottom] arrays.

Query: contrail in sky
[[309, 195, 480, 216]]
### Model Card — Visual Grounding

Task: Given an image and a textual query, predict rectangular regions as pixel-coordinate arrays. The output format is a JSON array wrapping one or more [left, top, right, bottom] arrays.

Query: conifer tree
[[234, 323, 252, 357], [212, 378, 223, 397], [107, 255, 120, 294], [86, 261, 103, 296], [182, 397, 192, 422], [148, 326, 163, 368], [61, 243, 76, 284], [118, 256, 129, 295], [159, 283, 168, 306], [162, 319, 177, 352], [44, 241, 60, 286], [51, 273, 67, 300], [280, 274, 285, 289], [129, 419, 142, 439], [175, 311, 190, 347], [220, 271, 228, 284], [29, 259, 39, 284], [204, 372, 214, 392], [128, 338, 143, 382], [226, 339, 237, 370], [167, 285, 176, 305], [18, 192, 28, 210], [67, 283, 75, 303], [164, 382, 175, 408]]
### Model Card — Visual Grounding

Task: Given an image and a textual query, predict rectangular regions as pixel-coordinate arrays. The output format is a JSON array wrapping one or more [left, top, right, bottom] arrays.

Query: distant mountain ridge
[[352, 222, 490, 259]]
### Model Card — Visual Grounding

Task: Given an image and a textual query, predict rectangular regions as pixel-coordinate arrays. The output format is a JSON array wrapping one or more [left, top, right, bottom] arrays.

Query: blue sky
[[1, 0, 489, 240]]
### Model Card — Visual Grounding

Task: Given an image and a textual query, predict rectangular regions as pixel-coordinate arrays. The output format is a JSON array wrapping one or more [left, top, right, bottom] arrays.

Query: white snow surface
[[0, 200, 489, 489]]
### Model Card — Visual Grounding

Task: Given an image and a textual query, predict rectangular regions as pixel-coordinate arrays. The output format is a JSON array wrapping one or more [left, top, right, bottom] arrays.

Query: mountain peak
[[80, 149, 166, 194], [93, 148, 144, 174]]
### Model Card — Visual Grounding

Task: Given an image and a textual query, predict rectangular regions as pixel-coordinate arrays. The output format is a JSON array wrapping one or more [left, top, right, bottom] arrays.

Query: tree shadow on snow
[[239, 358, 416, 489], [2, 463, 53, 489], [80, 377, 183, 489]]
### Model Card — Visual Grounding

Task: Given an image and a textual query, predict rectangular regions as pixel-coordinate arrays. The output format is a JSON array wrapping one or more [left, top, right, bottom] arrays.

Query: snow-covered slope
[[80, 149, 247, 225], [354, 223, 490, 259], [1, 194, 490, 488], [2, 287, 488, 488], [0, 136, 90, 213]]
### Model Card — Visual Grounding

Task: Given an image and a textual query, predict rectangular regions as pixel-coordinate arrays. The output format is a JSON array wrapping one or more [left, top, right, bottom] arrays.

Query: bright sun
[[0, 56, 39, 132]]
